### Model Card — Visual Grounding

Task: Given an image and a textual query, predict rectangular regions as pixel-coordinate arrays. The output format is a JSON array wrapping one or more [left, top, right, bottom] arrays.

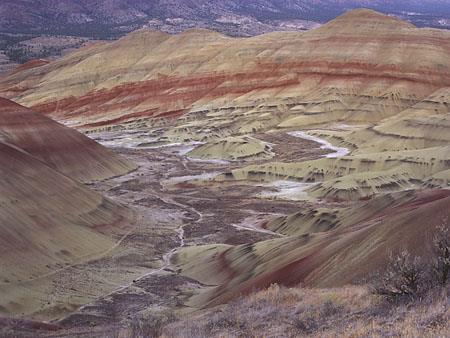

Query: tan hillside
[[0, 98, 135, 316], [187, 136, 273, 161], [0, 142, 128, 285], [174, 189, 450, 308], [0, 141, 133, 316]]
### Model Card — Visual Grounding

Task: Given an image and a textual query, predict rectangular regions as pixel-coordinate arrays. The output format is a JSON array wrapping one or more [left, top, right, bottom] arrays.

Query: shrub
[[374, 222, 450, 303], [432, 223, 450, 286], [373, 250, 425, 303]]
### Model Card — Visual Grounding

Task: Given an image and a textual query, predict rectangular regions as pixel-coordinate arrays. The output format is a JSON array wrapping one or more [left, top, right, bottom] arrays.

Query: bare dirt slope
[[0, 97, 136, 182], [0, 142, 128, 287], [174, 189, 450, 308], [0, 98, 135, 317]]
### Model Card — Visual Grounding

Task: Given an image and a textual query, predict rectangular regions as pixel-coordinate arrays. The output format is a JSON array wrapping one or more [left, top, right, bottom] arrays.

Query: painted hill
[[1, 10, 449, 319], [2, 10, 449, 201], [0, 97, 136, 182], [1, 9, 449, 200], [174, 189, 450, 308], [0, 9, 448, 132], [0, 141, 128, 287], [0, 98, 135, 315]]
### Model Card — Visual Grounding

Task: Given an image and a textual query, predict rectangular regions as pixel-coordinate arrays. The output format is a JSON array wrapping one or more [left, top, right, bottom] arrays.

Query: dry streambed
[[43, 128, 346, 333]]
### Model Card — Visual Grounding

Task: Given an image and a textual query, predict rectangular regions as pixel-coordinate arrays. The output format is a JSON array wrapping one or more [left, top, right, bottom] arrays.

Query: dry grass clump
[[162, 284, 449, 338], [118, 310, 177, 338]]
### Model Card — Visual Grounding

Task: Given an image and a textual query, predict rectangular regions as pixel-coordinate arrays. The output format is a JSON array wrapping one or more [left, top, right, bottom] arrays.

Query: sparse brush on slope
[[373, 222, 450, 303], [161, 284, 449, 338]]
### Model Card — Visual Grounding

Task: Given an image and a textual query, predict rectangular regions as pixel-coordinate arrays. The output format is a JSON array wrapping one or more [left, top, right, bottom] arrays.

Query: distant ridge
[[0, 1, 448, 39]]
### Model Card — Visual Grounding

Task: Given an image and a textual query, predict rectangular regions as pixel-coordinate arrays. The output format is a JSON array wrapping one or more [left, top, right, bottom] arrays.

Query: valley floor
[[0, 129, 339, 336], [2, 127, 449, 337]]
